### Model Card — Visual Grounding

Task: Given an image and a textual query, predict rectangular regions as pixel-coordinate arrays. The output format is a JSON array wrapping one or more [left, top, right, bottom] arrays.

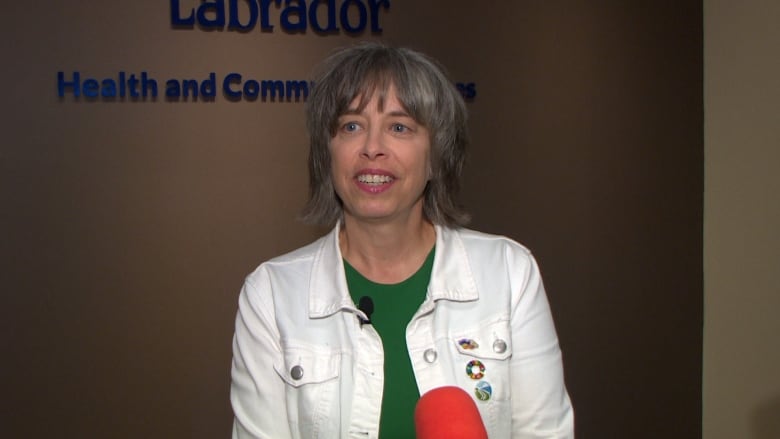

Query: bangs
[[348, 69, 393, 113], [327, 59, 423, 135]]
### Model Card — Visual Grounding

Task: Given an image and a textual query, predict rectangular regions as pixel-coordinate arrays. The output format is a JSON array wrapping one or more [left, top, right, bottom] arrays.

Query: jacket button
[[423, 348, 438, 363], [290, 365, 304, 380], [493, 339, 507, 354]]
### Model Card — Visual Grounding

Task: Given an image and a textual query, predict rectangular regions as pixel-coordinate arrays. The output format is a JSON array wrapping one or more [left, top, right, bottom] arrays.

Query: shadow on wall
[[752, 393, 780, 439]]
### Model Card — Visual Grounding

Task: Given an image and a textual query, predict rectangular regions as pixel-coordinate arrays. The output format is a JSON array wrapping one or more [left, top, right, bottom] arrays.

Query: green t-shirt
[[344, 247, 435, 439]]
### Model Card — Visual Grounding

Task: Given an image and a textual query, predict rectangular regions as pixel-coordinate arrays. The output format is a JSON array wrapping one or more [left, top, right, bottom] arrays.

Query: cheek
[[328, 150, 354, 196], [328, 146, 348, 175]]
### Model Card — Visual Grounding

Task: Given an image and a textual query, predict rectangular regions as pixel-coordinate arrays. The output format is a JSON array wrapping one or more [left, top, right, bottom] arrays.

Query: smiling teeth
[[358, 174, 393, 184]]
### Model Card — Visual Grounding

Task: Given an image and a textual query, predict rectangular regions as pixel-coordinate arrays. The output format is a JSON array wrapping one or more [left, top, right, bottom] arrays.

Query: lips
[[354, 169, 395, 193]]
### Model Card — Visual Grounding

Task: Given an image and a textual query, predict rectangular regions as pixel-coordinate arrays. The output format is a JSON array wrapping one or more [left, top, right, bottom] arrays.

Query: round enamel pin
[[474, 380, 492, 401], [465, 359, 485, 380]]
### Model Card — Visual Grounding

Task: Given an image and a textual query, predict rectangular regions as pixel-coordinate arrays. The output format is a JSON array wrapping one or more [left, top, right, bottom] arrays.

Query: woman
[[231, 43, 574, 438]]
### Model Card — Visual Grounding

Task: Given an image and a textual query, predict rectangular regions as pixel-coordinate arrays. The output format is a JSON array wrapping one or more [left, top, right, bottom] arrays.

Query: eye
[[391, 123, 408, 133], [342, 122, 360, 132]]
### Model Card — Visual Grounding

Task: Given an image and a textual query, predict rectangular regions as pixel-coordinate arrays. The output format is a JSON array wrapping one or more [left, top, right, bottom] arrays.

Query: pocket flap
[[452, 319, 512, 360], [274, 342, 340, 387]]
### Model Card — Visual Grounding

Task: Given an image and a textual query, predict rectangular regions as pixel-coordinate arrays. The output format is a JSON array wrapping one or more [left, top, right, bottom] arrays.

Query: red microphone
[[414, 386, 488, 439]]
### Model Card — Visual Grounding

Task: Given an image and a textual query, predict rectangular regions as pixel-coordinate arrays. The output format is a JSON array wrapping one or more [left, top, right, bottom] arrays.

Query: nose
[[360, 127, 386, 160]]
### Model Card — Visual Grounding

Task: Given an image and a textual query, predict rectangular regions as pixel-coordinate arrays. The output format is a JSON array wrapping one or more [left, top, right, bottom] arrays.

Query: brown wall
[[704, 1, 780, 438], [1, 2, 702, 437]]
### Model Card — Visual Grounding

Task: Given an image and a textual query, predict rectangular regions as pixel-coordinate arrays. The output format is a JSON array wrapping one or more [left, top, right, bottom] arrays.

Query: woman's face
[[329, 84, 431, 227]]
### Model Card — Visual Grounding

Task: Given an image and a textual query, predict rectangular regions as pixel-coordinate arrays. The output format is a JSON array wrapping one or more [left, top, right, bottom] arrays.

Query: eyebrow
[[340, 109, 413, 118]]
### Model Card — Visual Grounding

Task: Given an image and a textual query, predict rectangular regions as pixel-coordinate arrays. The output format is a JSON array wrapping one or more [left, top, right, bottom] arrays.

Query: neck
[[339, 212, 436, 284]]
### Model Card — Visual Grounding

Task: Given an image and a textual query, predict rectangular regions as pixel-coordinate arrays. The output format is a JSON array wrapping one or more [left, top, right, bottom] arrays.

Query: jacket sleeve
[[230, 270, 293, 439], [509, 251, 575, 438]]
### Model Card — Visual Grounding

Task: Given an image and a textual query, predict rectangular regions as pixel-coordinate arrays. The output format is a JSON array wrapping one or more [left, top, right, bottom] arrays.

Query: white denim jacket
[[231, 225, 574, 438]]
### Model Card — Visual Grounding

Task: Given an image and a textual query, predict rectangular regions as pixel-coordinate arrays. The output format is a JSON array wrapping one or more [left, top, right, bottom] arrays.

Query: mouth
[[356, 174, 395, 185]]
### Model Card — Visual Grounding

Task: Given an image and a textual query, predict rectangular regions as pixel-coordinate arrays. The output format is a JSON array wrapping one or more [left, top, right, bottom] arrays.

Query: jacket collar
[[307, 223, 479, 319]]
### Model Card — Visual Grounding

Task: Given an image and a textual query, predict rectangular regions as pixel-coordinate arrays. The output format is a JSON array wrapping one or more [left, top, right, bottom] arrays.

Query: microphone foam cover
[[414, 386, 488, 439]]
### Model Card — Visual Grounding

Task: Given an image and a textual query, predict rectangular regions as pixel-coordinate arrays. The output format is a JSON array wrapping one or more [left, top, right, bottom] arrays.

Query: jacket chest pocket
[[274, 342, 341, 438], [451, 319, 513, 402]]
